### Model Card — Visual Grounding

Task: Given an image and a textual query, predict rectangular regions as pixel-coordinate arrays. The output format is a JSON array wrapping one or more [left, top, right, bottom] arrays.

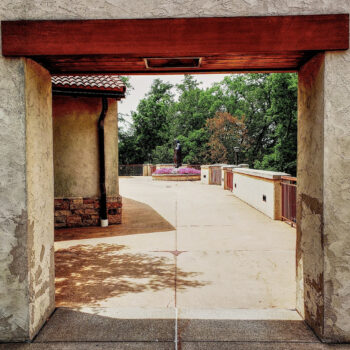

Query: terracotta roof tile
[[52, 75, 126, 92]]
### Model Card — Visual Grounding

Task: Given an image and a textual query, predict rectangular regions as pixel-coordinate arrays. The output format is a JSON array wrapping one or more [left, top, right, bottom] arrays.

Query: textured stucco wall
[[25, 59, 55, 338], [298, 51, 350, 342], [0, 0, 350, 343], [0, 0, 349, 20], [323, 51, 350, 342], [0, 58, 54, 341], [53, 96, 119, 198], [297, 53, 325, 338], [0, 58, 28, 341]]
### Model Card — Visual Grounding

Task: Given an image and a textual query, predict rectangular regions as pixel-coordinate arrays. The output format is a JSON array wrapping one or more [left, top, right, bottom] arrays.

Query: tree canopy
[[119, 73, 298, 175]]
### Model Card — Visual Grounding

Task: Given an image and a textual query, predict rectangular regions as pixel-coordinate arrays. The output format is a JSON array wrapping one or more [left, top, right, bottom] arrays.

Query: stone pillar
[[0, 58, 54, 341], [297, 51, 350, 342]]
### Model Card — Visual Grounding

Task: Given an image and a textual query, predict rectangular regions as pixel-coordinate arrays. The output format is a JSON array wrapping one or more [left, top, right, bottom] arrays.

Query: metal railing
[[210, 166, 222, 185], [119, 164, 144, 176], [119, 164, 202, 176], [226, 170, 233, 191], [150, 165, 157, 174], [281, 176, 297, 227]]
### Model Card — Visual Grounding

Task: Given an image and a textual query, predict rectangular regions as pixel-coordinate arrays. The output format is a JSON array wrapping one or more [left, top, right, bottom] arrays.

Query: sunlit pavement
[[55, 176, 297, 313], [7, 177, 350, 348]]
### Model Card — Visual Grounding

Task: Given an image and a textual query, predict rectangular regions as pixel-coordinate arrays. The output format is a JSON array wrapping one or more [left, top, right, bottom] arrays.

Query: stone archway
[[0, 14, 349, 343]]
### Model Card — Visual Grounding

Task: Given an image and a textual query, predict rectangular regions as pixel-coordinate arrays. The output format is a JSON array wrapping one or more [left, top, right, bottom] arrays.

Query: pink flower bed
[[154, 167, 200, 175], [178, 167, 201, 175]]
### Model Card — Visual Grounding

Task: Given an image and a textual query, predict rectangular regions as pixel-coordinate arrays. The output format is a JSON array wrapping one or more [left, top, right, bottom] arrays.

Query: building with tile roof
[[52, 75, 126, 229]]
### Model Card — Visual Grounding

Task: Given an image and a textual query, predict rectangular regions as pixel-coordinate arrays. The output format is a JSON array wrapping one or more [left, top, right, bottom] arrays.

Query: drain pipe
[[98, 97, 108, 227]]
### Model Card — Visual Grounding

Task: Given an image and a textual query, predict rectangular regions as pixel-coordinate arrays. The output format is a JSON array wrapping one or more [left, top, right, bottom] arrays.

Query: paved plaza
[[4, 177, 350, 348], [55, 176, 297, 313]]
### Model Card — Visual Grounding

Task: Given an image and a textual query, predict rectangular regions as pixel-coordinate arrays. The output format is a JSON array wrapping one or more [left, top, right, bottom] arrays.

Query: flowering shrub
[[154, 167, 201, 175], [178, 167, 201, 175], [154, 168, 174, 174]]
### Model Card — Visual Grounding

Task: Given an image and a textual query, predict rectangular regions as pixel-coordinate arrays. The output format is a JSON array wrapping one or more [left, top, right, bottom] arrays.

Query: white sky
[[118, 74, 230, 127]]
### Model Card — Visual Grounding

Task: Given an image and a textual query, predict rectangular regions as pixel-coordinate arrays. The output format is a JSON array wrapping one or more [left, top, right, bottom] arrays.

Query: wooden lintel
[[2, 15, 349, 57]]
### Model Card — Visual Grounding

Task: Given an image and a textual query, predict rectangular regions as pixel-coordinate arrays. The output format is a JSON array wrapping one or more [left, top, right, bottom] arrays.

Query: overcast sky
[[118, 74, 230, 126]]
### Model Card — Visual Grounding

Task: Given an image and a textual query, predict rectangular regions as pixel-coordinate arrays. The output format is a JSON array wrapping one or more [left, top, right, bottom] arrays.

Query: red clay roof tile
[[52, 75, 126, 92]]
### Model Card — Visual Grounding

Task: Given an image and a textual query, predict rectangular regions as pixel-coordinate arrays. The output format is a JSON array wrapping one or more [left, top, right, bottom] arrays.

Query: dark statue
[[174, 140, 182, 168]]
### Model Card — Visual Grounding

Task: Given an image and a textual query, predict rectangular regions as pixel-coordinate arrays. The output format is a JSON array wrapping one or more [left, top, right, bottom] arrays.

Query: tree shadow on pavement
[[55, 243, 208, 307]]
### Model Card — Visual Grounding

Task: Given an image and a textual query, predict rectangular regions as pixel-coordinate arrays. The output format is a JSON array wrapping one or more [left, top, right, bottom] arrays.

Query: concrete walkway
[[55, 176, 297, 313], [4, 177, 350, 348]]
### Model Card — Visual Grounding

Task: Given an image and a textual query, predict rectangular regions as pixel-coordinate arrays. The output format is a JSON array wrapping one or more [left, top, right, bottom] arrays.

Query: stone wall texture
[[53, 96, 119, 198], [54, 196, 122, 228], [297, 53, 326, 338], [323, 51, 350, 342], [25, 59, 55, 338], [0, 0, 350, 343], [0, 58, 54, 341], [0, 58, 28, 341]]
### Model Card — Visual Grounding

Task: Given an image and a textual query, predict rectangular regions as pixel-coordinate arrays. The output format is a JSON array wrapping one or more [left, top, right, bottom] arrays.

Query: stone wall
[[54, 196, 122, 228]]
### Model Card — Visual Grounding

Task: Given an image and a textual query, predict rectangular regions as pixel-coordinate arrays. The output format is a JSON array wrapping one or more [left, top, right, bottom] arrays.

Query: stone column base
[[54, 196, 122, 228]]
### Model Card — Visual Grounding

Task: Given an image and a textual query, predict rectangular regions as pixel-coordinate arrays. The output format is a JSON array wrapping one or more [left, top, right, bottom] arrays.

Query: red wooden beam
[[1, 15, 348, 57]]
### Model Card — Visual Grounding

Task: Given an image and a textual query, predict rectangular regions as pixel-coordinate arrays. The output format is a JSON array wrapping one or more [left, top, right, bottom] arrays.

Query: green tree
[[253, 73, 298, 175], [130, 79, 174, 163], [119, 73, 298, 174], [206, 112, 249, 164]]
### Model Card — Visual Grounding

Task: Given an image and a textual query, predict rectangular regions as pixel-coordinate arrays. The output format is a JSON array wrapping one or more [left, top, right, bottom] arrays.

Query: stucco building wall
[[297, 54, 325, 336], [0, 0, 350, 342], [0, 58, 54, 341], [52, 96, 121, 228], [323, 51, 350, 342], [53, 96, 119, 198], [0, 57, 28, 342], [25, 59, 55, 338]]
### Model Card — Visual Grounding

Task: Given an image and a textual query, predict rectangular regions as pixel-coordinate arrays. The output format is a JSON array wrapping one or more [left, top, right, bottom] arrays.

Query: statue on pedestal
[[174, 140, 182, 168]]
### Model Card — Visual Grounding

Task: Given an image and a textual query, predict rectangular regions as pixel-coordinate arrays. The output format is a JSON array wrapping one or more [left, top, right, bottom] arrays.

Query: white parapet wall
[[221, 165, 225, 188], [231, 168, 289, 220], [201, 165, 210, 184]]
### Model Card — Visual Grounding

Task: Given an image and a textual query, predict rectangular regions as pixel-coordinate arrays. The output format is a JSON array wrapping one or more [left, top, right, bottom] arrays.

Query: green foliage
[[119, 76, 134, 96], [129, 79, 174, 163], [118, 73, 298, 175]]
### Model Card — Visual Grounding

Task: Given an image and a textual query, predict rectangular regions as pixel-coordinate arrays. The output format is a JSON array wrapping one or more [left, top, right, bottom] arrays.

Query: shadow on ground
[[55, 243, 208, 307], [34, 308, 175, 342], [30, 308, 319, 344], [55, 197, 175, 241]]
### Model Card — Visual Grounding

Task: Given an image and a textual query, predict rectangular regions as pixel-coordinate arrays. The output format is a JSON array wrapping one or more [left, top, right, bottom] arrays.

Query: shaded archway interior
[[2, 14, 348, 74]]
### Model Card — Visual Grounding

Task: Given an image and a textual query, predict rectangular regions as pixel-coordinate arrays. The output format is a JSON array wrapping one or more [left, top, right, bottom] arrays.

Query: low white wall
[[221, 165, 225, 188], [232, 168, 289, 220], [201, 166, 209, 184]]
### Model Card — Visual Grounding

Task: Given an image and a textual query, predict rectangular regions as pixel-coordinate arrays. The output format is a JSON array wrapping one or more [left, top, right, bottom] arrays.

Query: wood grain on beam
[[2, 15, 348, 57], [34, 52, 315, 74]]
